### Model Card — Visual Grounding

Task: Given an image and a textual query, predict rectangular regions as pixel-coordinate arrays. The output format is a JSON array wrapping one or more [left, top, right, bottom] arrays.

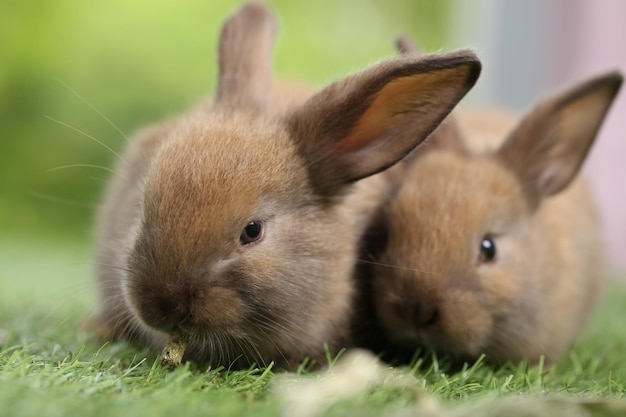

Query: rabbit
[[90, 2, 481, 369], [362, 60, 623, 365]]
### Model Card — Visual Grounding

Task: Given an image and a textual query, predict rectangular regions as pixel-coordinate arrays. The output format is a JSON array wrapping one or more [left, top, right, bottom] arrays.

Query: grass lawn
[[1, 239, 626, 417]]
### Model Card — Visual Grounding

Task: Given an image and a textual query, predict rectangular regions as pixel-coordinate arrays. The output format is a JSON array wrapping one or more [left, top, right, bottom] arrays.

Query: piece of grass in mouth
[[160, 330, 188, 368]]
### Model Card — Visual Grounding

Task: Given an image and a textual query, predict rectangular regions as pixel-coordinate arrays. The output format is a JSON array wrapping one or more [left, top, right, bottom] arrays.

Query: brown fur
[[367, 71, 622, 365], [92, 3, 481, 369]]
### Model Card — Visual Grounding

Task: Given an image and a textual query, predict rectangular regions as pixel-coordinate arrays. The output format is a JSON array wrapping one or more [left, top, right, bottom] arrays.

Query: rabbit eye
[[479, 235, 496, 262], [240, 221, 264, 245]]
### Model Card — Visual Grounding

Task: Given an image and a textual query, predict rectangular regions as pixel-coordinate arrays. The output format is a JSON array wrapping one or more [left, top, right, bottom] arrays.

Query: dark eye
[[240, 221, 264, 245], [479, 235, 496, 262]]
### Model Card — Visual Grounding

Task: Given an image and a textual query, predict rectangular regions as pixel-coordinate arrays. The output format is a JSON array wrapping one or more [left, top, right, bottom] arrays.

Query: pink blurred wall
[[562, 0, 626, 273], [450, 0, 626, 272]]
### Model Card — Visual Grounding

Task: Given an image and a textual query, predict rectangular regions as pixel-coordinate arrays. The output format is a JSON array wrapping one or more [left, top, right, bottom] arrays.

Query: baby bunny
[[92, 3, 481, 369], [365, 67, 622, 366]]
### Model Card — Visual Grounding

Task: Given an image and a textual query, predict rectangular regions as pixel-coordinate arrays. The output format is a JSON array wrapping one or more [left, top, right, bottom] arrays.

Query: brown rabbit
[[91, 3, 481, 369], [364, 68, 622, 366]]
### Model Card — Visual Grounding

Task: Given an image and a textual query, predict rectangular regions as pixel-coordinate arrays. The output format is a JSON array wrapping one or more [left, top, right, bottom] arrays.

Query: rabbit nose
[[149, 288, 198, 331], [412, 299, 439, 328], [158, 298, 187, 322]]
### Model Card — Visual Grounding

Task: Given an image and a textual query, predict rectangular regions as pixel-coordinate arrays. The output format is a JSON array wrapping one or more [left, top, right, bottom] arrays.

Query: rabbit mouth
[[386, 322, 488, 361], [386, 324, 437, 349], [156, 323, 281, 368]]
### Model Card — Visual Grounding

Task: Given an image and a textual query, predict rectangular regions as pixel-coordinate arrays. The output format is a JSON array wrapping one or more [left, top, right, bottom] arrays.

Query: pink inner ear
[[330, 74, 435, 158]]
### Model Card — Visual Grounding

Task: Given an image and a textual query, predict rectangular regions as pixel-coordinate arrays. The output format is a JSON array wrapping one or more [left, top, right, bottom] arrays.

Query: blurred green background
[[0, 0, 450, 243]]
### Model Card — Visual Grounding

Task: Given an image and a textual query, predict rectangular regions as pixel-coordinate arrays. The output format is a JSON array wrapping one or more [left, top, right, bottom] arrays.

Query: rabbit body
[[368, 73, 622, 365], [92, 3, 481, 368]]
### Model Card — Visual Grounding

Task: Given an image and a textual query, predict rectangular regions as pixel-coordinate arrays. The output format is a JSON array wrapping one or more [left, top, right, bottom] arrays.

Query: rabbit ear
[[215, 2, 277, 111], [287, 51, 481, 192], [395, 35, 468, 158], [395, 35, 422, 56], [498, 71, 623, 201]]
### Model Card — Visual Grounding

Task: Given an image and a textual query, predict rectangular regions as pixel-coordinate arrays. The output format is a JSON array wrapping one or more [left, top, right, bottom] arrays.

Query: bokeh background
[[0, 0, 624, 272], [0, 0, 449, 243], [450, 0, 626, 272]]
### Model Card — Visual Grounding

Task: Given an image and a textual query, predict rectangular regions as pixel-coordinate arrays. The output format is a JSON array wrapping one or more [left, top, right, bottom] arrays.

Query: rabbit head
[[369, 71, 622, 365], [97, 3, 482, 368]]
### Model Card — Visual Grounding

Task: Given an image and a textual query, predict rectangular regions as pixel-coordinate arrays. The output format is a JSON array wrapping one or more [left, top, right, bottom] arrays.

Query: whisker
[[87, 262, 135, 275], [89, 176, 110, 184], [234, 337, 254, 367], [256, 332, 287, 367], [47, 164, 115, 174], [57, 78, 130, 142], [216, 332, 227, 366], [27, 190, 96, 209], [250, 314, 300, 341], [245, 316, 297, 367], [247, 338, 267, 368], [44, 115, 126, 162], [357, 258, 436, 275], [40, 286, 95, 324]]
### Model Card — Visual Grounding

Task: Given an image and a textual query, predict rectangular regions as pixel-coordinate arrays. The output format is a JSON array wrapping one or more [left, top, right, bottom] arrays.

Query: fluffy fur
[[92, 3, 481, 369], [363, 68, 622, 365]]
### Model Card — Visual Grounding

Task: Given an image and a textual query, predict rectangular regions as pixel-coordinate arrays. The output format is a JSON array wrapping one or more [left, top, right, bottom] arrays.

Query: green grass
[[1, 240, 626, 417], [4, 2, 625, 415]]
